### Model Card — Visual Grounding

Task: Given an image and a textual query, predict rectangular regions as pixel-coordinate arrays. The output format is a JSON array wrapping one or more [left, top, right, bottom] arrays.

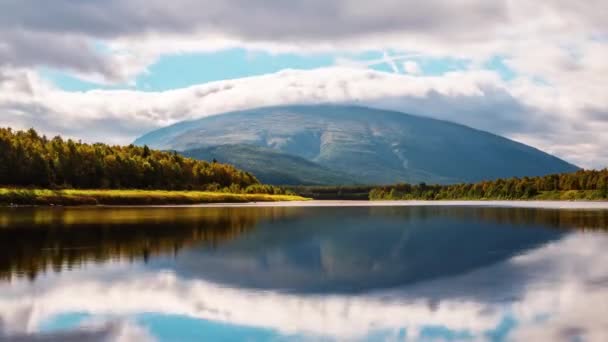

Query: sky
[[0, 0, 607, 168]]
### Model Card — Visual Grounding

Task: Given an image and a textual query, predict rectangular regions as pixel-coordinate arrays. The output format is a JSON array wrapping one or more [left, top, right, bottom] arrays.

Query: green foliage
[[243, 184, 296, 195], [0, 128, 263, 190], [370, 169, 608, 201]]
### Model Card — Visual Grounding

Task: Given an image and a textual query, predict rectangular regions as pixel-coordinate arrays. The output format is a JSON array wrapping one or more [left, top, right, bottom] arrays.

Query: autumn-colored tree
[[0, 127, 264, 191]]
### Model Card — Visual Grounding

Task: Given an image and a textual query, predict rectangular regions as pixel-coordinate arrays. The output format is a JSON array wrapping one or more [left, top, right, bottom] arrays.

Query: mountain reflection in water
[[1, 205, 607, 341]]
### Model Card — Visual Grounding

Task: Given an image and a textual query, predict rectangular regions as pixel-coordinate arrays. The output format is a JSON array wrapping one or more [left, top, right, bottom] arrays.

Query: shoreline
[[5, 200, 608, 210], [0, 188, 308, 206], [2, 188, 608, 208], [145, 200, 608, 209]]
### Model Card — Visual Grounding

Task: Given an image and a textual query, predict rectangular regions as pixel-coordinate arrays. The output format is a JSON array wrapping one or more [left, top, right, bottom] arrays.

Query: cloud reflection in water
[[1, 206, 607, 341]]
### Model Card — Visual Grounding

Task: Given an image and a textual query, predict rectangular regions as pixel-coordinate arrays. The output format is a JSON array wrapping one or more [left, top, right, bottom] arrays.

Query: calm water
[[1, 205, 608, 341]]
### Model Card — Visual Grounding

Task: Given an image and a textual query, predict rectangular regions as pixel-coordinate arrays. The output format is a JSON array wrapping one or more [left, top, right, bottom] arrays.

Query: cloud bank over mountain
[[1, 66, 606, 168]]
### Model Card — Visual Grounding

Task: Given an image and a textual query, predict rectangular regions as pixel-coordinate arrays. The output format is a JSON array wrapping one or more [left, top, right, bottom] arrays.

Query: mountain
[[182, 144, 357, 185], [135, 105, 579, 184]]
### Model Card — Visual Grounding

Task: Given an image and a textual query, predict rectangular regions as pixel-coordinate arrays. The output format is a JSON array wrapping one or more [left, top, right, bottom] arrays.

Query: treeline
[[371, 169, 608, 200], [287, 185, 375, 200], [0, 128, 269, 192]]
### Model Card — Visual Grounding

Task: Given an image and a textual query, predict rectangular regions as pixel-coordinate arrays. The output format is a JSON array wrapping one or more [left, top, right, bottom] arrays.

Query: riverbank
[[0, 188, 308, 206], [163, 200, 608, 209]]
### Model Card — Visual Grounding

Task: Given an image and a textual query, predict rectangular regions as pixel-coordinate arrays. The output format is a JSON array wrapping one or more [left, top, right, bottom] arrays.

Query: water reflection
[[152, 207, 568, 293], [0, 207, 288, 281], [1, 206, 608, 341]]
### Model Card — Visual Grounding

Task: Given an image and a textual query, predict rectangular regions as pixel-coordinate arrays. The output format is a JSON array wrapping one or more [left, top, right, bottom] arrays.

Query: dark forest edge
[[370, 169, 608, 201], [0, 128, 305, 205], [286, 185, 375, 200]]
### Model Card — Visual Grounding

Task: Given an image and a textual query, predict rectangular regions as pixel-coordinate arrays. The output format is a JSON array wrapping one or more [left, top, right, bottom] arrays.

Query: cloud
[[1, 320, 155, 342], [0, 0, 499, 79], [0, 31, 124, 81], [0, 1, 508, 41], [403, 61, 421, 75], [0, 67, 517, 141], [0, 1, 606, 79]]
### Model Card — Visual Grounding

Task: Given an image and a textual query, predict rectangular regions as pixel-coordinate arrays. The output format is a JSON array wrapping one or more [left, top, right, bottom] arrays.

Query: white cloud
[[0, 1, 606, 80], [0, 320, 155, 342], [403, 61, 421, 75], [0, 68, 507, 139]]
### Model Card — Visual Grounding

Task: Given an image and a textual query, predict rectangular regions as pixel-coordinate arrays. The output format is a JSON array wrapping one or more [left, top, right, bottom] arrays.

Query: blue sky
[[40, 49, 510, 92]]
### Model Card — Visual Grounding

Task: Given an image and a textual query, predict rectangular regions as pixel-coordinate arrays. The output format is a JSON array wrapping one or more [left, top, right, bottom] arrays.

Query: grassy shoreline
[[0, 188, 308, 206], [2, 188, 605, 206]]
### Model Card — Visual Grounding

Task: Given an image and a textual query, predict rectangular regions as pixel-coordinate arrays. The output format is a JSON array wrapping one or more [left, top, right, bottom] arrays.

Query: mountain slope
[[136, 105, 579, 184], [182, 144, 358, 185]]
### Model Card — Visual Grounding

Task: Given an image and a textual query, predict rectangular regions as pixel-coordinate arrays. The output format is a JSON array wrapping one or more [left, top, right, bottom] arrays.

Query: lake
[[1, 203, 607, 341]]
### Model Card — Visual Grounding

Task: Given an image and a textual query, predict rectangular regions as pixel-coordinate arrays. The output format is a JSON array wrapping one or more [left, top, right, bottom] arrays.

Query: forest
[[286, 185, 375, 200], [370, 169, 608, 200], [0, 127, 274, 192]]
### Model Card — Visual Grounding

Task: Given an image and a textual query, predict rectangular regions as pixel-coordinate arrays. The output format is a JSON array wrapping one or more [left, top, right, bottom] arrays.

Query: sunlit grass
[[0, 188, 309, 205]]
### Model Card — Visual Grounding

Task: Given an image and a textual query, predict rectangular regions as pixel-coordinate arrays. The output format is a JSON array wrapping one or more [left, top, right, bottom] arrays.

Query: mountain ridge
[[135, 104, 578, 185]]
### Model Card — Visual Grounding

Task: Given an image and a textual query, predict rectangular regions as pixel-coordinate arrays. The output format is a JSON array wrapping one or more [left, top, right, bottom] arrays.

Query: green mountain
[[182, 144, 357, 185], [135, 105, 579, 184]]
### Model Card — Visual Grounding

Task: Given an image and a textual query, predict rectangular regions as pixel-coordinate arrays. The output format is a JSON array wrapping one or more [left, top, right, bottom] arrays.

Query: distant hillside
[[136, 105, 579, 185], [182, 144, 357, 185]]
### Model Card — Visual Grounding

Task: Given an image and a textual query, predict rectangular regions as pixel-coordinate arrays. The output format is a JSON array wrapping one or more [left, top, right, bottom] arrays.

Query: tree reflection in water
[[0, 207, 289, 281], [1, 206, 607, 283]]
